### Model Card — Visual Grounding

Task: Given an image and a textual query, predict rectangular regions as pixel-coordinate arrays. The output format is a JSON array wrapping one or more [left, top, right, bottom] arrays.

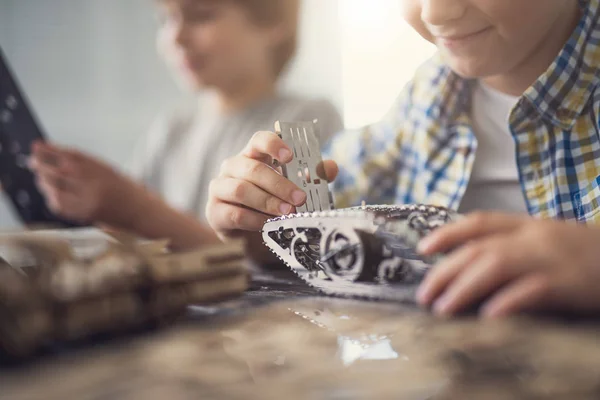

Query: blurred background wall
[[0, 0, 434, 228]]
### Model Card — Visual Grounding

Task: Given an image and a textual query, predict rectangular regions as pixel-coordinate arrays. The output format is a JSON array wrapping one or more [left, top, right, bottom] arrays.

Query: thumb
[[318, 160, 339, 183]]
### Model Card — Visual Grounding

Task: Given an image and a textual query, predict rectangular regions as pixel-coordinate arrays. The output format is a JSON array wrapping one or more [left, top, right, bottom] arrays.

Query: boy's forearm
[[118, 186, 221, 251], [126, 201, 280, 262], [110, 183, 282, 262]]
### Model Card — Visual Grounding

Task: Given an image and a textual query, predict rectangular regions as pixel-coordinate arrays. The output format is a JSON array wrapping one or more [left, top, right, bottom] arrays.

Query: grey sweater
[[129, 93, 343, 220]]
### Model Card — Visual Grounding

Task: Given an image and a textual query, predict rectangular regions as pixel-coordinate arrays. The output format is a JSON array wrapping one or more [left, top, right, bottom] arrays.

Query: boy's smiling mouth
[[435, 26, 493, 50]]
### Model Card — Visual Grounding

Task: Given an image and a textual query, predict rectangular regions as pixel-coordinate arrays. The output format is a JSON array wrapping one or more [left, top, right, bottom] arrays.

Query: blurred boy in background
[[29, 0, 342, 249]]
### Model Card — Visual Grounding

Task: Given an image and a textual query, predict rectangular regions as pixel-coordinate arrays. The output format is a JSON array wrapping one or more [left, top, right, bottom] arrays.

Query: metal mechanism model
[[0, 234, 247, 361], [262, 121, 457, 302]]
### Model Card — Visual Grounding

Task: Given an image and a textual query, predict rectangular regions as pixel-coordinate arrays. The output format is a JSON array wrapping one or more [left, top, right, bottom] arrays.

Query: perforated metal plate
[[0, 46, 83, 227], [275, 120, 334, 213]]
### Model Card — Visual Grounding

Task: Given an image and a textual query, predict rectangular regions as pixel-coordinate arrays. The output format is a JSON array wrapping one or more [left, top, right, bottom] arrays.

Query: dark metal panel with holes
[[0, 46, 81, 227]]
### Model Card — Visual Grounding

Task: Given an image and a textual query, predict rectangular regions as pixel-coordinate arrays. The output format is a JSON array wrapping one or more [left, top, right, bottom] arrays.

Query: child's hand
[[29, 141, 144, 226], [206, 131, 339, 241], [416, 212, 600, 318]]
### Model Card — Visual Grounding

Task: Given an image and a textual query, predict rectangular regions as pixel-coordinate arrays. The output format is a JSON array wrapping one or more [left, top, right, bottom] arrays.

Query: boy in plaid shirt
[[208, 0, 600, 317]]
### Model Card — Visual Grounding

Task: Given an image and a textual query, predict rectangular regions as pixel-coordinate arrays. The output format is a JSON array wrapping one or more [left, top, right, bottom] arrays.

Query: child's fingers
[[30, 158, 78, 184], [416, 243, 481, 306], [209, 177, 294, 217], [36, 177, 65, 208], [207, 201, 271, 233], [31, 141, 62, 167], [242, 131, 292, 164], [35, 175, 53, 196], [220, 156, 306, 207], [418, 212, 526, 255], [31, 140, 70, 156], [35, 175, 89, 221], [320, 160, 339, 182], [34, 169, 78, 194], [30, 146, 81, 177], [430, 244, 515, 316], [46, 192, 83, 220], [28, 155, 58, 174], [481, 274, 551, 318]]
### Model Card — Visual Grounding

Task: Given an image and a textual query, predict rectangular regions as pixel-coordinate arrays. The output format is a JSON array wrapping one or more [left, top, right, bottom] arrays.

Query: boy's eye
[[155, 5, 219, 26], [184, 8, 219, 24]]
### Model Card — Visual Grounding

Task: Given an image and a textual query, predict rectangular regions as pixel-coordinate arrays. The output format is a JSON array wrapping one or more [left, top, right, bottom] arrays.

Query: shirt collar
[[522, 0, 600, 130]]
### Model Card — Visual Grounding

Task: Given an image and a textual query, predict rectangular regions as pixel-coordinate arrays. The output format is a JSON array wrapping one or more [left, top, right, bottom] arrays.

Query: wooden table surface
[[2, 269, 600, 400]]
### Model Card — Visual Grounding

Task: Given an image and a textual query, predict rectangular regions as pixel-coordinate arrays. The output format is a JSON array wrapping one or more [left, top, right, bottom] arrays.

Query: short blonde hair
[[231, 0, 300, 77]]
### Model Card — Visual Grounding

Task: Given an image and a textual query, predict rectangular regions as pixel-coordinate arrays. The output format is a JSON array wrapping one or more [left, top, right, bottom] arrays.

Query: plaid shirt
[[325, 0, 600, 222]]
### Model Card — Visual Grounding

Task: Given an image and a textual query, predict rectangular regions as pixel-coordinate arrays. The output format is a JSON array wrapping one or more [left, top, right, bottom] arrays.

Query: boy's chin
[[174, 75, 210, 93], [441, 54, 496, 79]]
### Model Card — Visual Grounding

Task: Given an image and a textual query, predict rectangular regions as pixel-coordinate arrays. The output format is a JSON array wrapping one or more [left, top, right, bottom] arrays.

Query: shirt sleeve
[[322, 81, 414, 208], [126, 112, 172, 191], [292, 98, 344, 144]]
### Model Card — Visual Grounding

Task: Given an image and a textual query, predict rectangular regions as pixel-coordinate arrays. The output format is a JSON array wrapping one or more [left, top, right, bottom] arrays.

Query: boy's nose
[[420, 0, 466, 26], [173, 22, 192, 47]]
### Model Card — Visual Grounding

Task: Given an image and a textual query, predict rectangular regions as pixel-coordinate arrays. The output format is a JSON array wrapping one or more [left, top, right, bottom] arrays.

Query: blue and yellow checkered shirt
[[325, 0, 600, 222]]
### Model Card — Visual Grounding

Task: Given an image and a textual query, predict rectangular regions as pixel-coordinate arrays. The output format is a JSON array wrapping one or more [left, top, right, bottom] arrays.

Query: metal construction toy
[[262, 121, 457, 302]]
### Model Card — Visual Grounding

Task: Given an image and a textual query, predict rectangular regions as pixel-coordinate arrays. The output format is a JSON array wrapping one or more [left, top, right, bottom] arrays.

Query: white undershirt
[[458, 81, 529, 214]]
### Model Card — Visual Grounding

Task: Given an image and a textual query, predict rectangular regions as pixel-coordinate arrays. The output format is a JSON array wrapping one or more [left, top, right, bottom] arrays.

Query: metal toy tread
[[261, 204, 456, 303]]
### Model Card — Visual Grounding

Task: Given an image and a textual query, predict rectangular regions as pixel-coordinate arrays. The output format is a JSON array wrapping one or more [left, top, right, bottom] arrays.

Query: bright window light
[[339, 0, 436, 128]]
